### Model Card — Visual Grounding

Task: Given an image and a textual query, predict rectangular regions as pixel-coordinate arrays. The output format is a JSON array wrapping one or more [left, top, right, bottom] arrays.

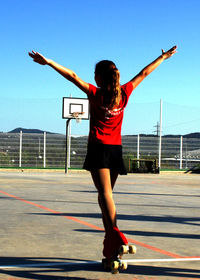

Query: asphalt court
[[0, 170, 199, 280]]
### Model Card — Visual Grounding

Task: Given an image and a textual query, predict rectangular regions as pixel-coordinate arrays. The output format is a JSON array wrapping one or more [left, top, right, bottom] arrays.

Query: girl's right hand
[[161, 46, 177, 60], [28, 51, 51, 65]]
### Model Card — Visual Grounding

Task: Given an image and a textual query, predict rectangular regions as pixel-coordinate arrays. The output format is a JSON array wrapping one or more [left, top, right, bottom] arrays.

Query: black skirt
[[83, 143, 127, 175]]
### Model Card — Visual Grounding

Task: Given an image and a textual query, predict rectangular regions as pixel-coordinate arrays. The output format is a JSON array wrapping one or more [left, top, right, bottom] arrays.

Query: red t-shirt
[[87, 82, 134, 145]]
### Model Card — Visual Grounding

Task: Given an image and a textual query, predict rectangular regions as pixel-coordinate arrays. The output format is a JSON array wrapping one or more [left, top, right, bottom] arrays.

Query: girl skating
[[29, 46, 177, 271]]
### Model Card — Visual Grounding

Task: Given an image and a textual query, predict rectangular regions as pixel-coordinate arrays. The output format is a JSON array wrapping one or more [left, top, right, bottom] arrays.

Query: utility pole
[[153, 122, 160, 136]]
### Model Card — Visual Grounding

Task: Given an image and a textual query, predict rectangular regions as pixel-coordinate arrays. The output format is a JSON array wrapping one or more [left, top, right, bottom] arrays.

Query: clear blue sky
[[1, 0, 200, 135]]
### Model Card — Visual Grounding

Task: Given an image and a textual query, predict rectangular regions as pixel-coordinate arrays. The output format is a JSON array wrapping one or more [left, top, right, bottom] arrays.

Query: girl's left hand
[[161, 46, 177, 60], [28, 51, 50, 65]]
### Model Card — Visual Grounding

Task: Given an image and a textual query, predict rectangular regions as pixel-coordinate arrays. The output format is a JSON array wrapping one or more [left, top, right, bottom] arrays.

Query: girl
[[29, 46, 177, 261]]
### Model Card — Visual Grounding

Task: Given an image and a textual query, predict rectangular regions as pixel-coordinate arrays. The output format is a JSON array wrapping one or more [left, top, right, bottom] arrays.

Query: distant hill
[[163, 133, 200, 138], [183, 132, 200, 138], [7, 128, 200, 138], [8, 128, 56, 134]]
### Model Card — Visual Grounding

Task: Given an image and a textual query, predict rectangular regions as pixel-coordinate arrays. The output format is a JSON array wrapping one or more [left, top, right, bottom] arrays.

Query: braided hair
[[95, 60, 121, 109]]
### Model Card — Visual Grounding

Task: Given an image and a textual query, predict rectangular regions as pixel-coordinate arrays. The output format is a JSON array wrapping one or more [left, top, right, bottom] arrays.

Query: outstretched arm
[[130, 46, 177, 90], [28, 51, 89, 94]]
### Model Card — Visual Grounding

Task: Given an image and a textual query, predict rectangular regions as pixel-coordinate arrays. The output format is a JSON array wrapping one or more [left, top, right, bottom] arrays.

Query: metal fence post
[[158, 99, 163, 171], [180, 136, 183, 169], [44, 132, 46, 168], [137, 134, 140, 168], [19, 130, 22, 167]]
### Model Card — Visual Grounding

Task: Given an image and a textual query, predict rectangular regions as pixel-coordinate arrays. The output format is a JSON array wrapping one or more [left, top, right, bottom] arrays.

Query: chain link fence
[[0, 132, 200, 171]]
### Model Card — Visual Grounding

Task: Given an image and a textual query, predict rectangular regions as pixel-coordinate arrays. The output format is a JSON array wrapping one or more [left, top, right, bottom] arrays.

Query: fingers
[[168, 45, 177, 54], [28, 52, 34, 58], [28, 50, 37, 58], [28, 50, 41, 57], [160, 45, 177, 60], [162, 45, 177, 55], [169, 45, 177, 51]]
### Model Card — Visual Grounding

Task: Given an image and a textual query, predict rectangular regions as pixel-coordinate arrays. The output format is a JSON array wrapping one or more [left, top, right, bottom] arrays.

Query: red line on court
[[126, 238, 182, 258], [0, 190, 102, 231], [0, 189, 183, 258]]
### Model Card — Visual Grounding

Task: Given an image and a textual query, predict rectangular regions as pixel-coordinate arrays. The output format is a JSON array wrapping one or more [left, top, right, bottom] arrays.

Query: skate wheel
[[120, 261, 128, 270], [112, 261, 119, 270], [129, 245, 137, 254], [119, 245, 129, 254]]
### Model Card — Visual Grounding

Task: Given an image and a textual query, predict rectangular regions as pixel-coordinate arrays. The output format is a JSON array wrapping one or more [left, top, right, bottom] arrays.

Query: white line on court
[[125, 257, 200, 263], [0, 258, 200, 269], [0, 261, 100, 269]]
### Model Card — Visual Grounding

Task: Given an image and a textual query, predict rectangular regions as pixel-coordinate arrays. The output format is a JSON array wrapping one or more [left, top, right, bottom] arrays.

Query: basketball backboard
[[62, 97, 89, 120]]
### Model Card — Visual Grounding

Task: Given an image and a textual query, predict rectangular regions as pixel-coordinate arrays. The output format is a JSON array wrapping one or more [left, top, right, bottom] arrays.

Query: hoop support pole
[[65, 119, 71, 174]]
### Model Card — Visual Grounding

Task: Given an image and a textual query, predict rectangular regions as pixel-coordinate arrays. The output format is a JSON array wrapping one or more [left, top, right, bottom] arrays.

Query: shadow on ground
[[75, 228, 200, 240], [0, 257, 200, 279], [127, 264, 200, 279], [29, 212, 200, 227], [186, 166, 200, 174], [0, 257, 98, 280]]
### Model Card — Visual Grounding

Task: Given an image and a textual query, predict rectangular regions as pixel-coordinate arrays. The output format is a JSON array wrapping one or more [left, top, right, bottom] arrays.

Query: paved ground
[[0, 170, 199, 280]]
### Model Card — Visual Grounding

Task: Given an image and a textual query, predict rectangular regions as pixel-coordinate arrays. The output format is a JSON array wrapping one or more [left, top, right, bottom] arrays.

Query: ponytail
[[95, 60, 121, 109], [109, 68, 121, 109]]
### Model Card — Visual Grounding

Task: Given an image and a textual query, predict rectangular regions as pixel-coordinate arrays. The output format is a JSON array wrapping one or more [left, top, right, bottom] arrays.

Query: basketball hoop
[[71, 112, 84, 123], [62, 97, 89, 174]]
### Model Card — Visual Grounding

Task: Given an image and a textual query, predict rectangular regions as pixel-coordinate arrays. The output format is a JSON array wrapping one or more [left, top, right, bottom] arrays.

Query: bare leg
[[91, 169, 129, 259], [91, 168, 119, 232]]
